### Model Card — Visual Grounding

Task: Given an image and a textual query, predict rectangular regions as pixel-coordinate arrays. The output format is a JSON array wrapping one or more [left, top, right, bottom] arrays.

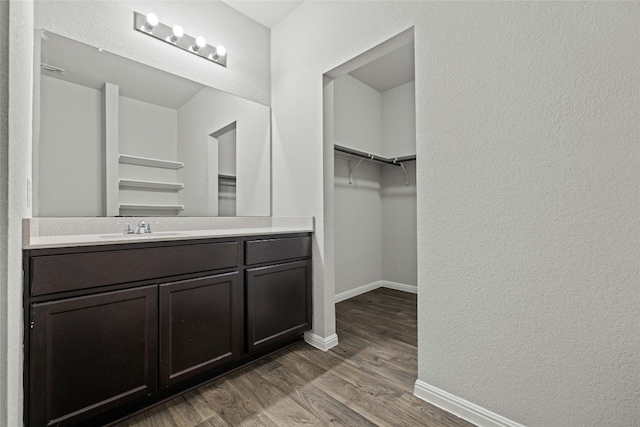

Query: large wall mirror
[[33, 30, 271, 217]]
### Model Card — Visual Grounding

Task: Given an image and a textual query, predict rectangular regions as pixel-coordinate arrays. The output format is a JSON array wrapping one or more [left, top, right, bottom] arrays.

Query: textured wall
[[1, 2, 34, 426], [272, 1, 640, 426]]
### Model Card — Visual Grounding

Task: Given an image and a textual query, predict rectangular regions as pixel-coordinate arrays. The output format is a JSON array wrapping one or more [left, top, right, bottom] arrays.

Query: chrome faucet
[[135, 220, 150, 234]]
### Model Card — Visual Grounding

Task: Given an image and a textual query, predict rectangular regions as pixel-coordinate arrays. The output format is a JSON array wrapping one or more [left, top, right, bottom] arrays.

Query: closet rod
[[334, 144, 416, 165]]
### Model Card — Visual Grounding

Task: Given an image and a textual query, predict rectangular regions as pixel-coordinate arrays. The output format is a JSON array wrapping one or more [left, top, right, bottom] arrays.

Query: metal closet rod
[[334, 144, 416, 165]]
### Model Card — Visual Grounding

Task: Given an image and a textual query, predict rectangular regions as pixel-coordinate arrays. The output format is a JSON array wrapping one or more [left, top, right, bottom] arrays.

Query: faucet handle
[[145, 221, 159, 233], [117, 222, 134, 234]]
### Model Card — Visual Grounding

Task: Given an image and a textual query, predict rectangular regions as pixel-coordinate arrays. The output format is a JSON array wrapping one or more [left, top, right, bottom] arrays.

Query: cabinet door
[[29, 286, 158, 427], [159, 272, 240, 388], [246, 260, 312, 352]]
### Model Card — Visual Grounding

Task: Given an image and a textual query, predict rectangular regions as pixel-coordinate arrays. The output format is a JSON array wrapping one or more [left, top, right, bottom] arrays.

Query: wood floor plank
[[114, 288, 474, 427], [257, 359, 379, 426], [197, 377, 279, 427], [229, 366, 323, 426]]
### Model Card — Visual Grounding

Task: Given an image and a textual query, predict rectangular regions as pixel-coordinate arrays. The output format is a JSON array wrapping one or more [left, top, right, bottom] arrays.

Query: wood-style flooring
[[115, 288, 474, 427]]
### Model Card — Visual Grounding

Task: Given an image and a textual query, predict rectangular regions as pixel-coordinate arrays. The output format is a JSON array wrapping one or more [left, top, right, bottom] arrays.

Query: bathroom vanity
[[22, 219, 313, 426]]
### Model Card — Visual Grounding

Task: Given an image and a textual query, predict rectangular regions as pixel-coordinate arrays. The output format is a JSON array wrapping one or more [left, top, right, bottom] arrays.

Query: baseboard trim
[[335, 281, 382, 303], [335, 280, 417, 303], [304, 332, 339, 351], [379, 280, 417, 294], [414, 380, 526, 427]]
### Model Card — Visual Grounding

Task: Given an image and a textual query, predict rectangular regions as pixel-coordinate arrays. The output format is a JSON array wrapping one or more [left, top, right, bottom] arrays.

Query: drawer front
[[31, 241, 238, 296], [245, 236, 311, 266]]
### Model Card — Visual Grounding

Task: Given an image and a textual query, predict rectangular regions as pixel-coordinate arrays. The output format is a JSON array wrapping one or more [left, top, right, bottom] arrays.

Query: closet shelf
[[334, 144, 416, 165], [118, 154, 184, 170], [119, 179, 184, 191], [119, 203, 185, 211], [335, 144, 415, 186]]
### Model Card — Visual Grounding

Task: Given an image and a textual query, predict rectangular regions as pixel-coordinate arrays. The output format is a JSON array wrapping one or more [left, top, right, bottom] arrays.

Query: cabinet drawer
[[245, 236, 311, 266], [31, 241, 238, 296]]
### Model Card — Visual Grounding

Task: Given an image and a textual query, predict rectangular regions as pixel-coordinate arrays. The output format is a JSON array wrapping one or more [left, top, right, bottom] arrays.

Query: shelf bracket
[[399, 162, 409, 186], [348, 158, 364, 184]]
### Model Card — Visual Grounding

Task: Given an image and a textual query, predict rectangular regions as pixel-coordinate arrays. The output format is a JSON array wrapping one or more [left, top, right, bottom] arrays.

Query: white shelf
[[119, 179, 184, 191], [118, 154, 184, 170], [119, 203, 184, 211]]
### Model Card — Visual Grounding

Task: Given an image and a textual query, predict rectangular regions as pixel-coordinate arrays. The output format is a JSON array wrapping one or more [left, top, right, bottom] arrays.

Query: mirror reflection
[[34, 30, 270, 217]]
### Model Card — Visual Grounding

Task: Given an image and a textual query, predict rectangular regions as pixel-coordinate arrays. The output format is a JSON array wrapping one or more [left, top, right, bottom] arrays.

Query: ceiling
[[348, 41, 415, 92], [220, 0, 305, 28]]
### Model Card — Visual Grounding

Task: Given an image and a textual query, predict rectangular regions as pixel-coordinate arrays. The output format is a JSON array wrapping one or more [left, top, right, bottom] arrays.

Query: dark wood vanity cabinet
[[23, 233, 312, 427], [244, 236, 313, 352]]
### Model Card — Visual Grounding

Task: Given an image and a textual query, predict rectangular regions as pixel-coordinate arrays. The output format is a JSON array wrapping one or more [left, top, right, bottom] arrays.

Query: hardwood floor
[[115, 288, 474, 427]]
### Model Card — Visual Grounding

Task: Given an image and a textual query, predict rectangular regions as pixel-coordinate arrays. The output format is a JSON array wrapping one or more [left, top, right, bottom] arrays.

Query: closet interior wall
[[334, 74, 417, 299]]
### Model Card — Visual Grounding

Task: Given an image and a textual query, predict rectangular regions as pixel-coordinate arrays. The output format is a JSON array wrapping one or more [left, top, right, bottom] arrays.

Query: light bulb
[[211, 45, 227, 61], [169, 25, 184, 43], [192, 36, 206, 52], [144, 13, 158, 32]]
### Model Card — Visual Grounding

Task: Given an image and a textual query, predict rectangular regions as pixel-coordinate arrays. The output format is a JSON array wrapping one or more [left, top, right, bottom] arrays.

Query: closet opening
[[323, 27, 417, 312], [210, 122, 237, 216]]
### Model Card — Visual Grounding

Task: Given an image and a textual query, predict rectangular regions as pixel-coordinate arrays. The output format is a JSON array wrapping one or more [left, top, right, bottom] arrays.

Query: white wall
[[119, 96, 177, 160], [218, 128, 236, 177], [272, 2, 640, 426], [381, 80, 416, 287], [177, 87, 270, 216], [381, 162, 416, 287], [334, 158, 382, 295], [1, 2, 33, 426], [334, 75, 382, 154], [0, 1, 271, 424], [382, 80, 415, 158], [38, 76, 103, 216]]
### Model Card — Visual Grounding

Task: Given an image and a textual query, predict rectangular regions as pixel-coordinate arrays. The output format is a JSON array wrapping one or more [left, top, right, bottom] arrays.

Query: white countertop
[[23, 217, 314, 249]]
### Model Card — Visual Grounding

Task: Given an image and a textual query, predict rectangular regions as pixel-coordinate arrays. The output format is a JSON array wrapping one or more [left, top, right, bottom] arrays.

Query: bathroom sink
[[99, 232, 188, 239]]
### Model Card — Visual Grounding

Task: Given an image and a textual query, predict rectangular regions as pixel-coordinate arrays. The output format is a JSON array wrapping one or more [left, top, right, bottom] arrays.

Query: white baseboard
[[414, 380, 526, 427], [379, 280, 417, 294], [335, 281, 382, 303], [304, 332, 339, 351], [335, 280, 417, 303]]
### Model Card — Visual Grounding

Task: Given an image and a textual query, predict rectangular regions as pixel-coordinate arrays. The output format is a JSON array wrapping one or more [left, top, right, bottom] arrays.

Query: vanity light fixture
[[133, 11, 227, 67]]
